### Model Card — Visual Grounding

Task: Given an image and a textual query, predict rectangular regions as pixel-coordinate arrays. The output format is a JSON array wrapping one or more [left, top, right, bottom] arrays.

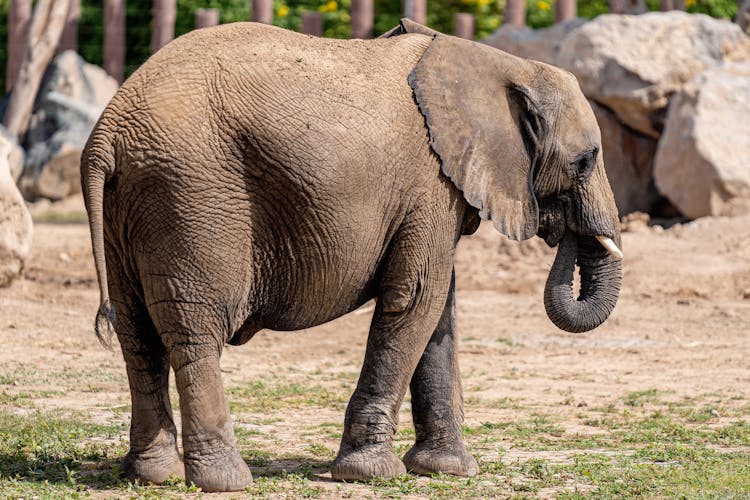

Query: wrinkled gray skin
[[81, 20, 622, 492]]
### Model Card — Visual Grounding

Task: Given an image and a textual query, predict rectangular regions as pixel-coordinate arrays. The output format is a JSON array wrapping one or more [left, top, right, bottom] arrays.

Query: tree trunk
[[252, 0, 273, 24], [6, 0, 32, 93], [195, 8, 220, 29], [504, 0, 526, 27], [2, 0, 70, 139], [58, 0, 80, 53], [555, 0, 576, 23], [351, 0, 374, 38], [104, 0, 125, 84], [453, 13, 474, 39], [301, 11, 324, 36], [150, 0, 176, 54], [403, 0, 426, 25]]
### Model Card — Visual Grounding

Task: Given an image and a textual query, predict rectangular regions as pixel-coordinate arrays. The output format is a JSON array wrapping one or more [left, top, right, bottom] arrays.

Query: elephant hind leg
[[146, 294, 253, 492], [110, 280, 184, 484]]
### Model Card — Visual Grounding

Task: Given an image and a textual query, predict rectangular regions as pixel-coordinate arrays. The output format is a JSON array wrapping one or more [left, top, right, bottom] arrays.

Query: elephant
[[81, 19, 623, 492]]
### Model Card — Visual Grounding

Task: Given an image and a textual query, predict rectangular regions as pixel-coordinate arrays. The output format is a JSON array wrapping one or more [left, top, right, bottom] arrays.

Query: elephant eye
[[567, 147, 597, 181]]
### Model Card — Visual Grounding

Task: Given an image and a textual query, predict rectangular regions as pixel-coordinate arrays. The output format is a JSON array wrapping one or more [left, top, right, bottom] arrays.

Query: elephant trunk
[[543, 231, 622, 333]]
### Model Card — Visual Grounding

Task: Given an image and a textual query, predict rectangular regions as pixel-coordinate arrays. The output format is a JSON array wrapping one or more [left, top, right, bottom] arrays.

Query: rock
[[482, 18, 587, 65], [557, 12, 750, 138], [654, 62, 750, 219], [20, 51, 117, 201], [21, 124, 88, 201], [0, 135, 33, 287], [591, 101, 660, 216], [0, 125, 25, 183], [36, 50, 118, 112]]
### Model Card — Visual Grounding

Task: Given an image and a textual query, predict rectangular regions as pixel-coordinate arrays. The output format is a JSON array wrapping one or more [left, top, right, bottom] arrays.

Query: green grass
[[227, 376, 348, 412], [1, 381, 749, 498]]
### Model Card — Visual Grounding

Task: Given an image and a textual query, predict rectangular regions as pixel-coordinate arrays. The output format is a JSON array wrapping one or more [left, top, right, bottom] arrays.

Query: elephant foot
[[403, 440, 478, 477], [184, 448, 253, 492], [120, 445, 185, 485], [331, 443, 406, 481]]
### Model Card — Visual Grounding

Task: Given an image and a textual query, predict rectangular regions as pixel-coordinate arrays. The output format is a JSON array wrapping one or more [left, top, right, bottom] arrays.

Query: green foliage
[[0, 0, 741, 95]]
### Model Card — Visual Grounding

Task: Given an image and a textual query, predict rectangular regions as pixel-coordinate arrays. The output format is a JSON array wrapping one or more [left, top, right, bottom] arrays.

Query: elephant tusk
[[595, 235, 623, 260]]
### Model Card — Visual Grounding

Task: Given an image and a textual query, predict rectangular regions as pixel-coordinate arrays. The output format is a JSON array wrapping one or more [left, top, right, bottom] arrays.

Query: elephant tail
[[81, 133, 117, 350]]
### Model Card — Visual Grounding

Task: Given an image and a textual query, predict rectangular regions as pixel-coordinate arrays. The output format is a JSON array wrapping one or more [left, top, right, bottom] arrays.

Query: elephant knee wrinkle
[[380, 284, 415, 313]]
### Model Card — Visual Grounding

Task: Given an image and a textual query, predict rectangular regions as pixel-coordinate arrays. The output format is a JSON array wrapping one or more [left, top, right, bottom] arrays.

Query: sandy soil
[[1, 196, 749, 496]]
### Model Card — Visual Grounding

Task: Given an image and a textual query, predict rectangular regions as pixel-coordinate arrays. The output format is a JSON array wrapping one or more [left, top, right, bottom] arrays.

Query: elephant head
[[407, 29, 622, 333]]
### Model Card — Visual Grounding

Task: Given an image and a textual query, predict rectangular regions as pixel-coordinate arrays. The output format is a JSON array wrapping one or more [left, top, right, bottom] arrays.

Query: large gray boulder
[[21, 124, 89, 200], [591, 101, 660, 216], [0, 135, 33, 287], [21, 51, 118, 200], [557, 12, 750, 138], [654, 62, 750, 219], [482, 18, 587, 65]]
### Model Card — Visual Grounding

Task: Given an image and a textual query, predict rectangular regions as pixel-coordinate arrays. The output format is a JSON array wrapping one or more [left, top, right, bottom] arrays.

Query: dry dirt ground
[[1, 196, 749, 498]]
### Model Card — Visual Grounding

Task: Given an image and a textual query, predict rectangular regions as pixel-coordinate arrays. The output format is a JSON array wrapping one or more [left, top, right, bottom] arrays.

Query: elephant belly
[[256, 243, 383, 332]]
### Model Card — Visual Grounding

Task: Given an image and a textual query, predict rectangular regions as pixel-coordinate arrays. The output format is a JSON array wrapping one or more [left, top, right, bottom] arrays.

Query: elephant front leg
[[403, 270, 478, 477], [331, 229, 453, 481]]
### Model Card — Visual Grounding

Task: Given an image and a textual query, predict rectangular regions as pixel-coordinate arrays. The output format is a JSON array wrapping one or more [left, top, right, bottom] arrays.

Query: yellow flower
[[318, 0, 338, 13], [277, 5, 289, 17], [685, 0, 695, 6], [537, 0, 550, 10]]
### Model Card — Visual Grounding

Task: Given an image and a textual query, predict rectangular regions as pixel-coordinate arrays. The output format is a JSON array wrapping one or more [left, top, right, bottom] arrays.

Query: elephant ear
[[409, 35, 546, 241], [379, 18, 441, 39]]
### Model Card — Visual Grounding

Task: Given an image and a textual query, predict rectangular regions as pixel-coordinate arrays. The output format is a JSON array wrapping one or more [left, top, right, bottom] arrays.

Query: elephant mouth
[[536, 197, 622, 260]]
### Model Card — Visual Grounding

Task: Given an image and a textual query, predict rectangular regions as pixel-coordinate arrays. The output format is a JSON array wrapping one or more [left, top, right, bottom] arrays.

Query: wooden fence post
[[403, 0, 426, 24], [503, 0, 526, 26], [6, 0, 32, 92], [195, 8, 220, 29], [609, 0, 624, 12], [58, 0, 80, 53], [3, 0, 70, 138], [150, 0, 176, 54], [104, 0, 125, 84], [351, 0, 373, 39], [453, 13, 474, 39], [555, 0, 576, 23], [301, 11, 324, 36], [252, 0, 273, 24]]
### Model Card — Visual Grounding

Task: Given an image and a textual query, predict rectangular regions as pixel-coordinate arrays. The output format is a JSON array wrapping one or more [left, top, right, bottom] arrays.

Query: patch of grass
[[464, 414, 564, 442], [252, 471, 324, 497], [306, 443, 335, 459], [465, 396, 522, 410], [556, 446, 750, 498], [228, 377, 347, 412], [621, 388, 662, 407], [0, 408, 128, 492]]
